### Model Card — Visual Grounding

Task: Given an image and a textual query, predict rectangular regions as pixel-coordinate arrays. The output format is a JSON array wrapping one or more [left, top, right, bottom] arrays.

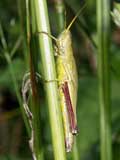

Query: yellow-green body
[[56, 29, 78, 152]]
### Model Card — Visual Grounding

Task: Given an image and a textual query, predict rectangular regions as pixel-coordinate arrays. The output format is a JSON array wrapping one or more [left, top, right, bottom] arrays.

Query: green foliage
[[111, 52, 120, 79], [0, 59, 25, 92], [0, 0, 120, 160]]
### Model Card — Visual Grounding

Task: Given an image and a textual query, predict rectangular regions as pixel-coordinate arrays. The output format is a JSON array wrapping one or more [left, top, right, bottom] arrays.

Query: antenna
[[66, 3, 87, 31]]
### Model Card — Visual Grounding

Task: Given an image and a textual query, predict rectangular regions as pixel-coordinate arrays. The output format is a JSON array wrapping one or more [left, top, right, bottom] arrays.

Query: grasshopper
[[37, 3, 86, 152], [56, 29, 78, 152]]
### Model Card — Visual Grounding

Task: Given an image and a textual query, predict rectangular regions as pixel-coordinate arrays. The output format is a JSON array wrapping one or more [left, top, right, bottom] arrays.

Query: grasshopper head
[[57, 30, 72, 56], [58, 29, 71, 42]]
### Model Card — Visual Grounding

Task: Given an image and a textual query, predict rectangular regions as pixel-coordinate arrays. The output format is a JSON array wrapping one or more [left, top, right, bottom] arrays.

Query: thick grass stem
[[97, 1, 112, 160], [32, 0, 66, 160]]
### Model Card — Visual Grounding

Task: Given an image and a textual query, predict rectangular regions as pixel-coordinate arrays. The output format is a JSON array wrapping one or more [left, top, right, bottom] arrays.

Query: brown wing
[[62, 81, 78, 134]]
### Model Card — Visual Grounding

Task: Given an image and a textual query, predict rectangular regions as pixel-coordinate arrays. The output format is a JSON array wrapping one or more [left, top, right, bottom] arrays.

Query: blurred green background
[[0, 0, 120, 160]]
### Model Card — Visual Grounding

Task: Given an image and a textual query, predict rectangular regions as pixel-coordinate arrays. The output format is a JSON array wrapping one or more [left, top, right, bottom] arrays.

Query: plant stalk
[[53, 0, 65, 33], [25, 0, 44, 159], [97, 0, 112, 160], [32, 0, 66, 160]]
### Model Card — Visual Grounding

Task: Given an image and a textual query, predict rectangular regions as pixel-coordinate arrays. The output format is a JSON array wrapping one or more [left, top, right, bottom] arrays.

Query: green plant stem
[[32, 0, 66, 160], [29, 53, 44, 160], [72, 137, 79, 160], [18, 0, 29, 69], [97, 1, 112, 160], [53, 0, 65, 33], [10, 36, 22, 58], [26, 0, 44, 159]]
